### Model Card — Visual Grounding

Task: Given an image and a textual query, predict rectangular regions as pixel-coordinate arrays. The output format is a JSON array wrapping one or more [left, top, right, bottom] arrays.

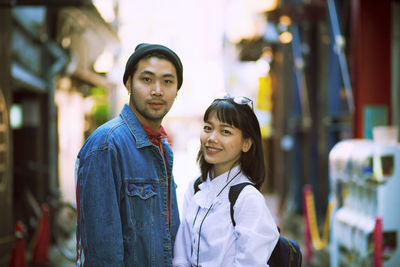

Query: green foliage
[[93, 104, 109, 127], [89, 86, 110, 127]]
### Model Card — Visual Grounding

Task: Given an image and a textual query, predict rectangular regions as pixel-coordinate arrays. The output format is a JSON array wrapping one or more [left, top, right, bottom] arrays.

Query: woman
[[173, 96, 279, 267]]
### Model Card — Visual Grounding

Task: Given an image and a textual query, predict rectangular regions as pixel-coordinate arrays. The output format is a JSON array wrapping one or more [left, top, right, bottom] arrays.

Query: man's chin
[[145, 110, 168, 121]]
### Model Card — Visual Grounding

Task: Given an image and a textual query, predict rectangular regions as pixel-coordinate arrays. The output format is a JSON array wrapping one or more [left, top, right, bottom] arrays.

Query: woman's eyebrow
[[217, 122, 234, 128], [221, 124, 234, 129]]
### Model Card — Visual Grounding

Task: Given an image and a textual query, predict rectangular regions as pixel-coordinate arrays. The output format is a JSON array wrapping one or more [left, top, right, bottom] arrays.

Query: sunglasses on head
[[214, 94, 254, 110]]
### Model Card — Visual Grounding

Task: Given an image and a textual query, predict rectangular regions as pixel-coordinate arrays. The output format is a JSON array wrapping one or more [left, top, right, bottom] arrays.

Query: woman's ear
[[242, 138, 253, 153]]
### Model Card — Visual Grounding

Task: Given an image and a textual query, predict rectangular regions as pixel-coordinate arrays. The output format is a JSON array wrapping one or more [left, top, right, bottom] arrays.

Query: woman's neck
[[211, 164, 240, 180]]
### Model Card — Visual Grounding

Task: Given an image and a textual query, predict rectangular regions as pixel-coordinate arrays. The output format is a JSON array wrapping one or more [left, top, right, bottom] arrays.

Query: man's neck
[[129, 103, 162, 130]]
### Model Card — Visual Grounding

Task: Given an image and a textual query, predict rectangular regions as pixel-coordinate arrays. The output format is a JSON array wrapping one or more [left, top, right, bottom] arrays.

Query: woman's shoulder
[[231, 173, 256, 190], [184, 175, 202, 196], [232, 176, 265, 203]]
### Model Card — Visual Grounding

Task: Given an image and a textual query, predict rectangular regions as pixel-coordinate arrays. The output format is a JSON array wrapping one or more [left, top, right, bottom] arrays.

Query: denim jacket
[[76, 104, 180, 267]]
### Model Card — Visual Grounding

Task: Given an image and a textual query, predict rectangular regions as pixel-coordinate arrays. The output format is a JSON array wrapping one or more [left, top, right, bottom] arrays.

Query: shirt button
[[162, 211, 166, 215]]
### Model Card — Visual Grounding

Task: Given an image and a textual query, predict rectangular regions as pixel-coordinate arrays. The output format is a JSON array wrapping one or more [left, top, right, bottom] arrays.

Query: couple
[[75, 43, 279, 267]]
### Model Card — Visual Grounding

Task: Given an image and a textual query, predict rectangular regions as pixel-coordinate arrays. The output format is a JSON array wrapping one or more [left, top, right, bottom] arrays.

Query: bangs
[[204, 100, 241, 129]]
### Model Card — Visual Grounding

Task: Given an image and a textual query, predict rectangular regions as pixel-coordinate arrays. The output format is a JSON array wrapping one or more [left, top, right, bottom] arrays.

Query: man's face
[[126, 57, 178, 129]]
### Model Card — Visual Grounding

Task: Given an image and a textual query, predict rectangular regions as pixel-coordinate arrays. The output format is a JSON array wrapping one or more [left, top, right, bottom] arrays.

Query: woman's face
[[200, 111, 252, 177]]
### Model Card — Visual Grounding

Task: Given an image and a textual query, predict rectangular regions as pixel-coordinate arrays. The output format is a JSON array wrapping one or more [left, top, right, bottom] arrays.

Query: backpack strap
[[193, 179, 254, 227], [228, 182, 253, 226], [193, 176, 202, 194]]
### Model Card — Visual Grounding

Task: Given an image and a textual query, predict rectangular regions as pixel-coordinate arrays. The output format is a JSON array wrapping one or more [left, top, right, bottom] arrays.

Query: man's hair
[[129, 52, 170, 81], [123, 43, 183, 89], [197, 98, 266, 189]]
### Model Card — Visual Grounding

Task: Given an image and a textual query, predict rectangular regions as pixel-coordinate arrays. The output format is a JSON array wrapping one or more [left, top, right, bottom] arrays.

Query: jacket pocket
[[124, 179, 159, 263], [124, 179, 159, 229], [126, 182, 157, 200]]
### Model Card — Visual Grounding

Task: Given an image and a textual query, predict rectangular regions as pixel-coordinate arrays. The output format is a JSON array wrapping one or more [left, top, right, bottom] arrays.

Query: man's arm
[[77, 148, 124, 266]]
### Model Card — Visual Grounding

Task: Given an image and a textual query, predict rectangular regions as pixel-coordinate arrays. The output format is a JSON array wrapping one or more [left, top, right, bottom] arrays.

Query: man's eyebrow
[[162, 73, 176, 79], [138, 71, 176, 79], [139, 70, 155, 76]]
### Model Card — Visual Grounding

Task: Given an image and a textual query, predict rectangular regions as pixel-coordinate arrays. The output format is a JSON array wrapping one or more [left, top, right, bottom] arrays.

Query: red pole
[[31, 204, 51, 264], [373, 216, 383, 267], [303, 185, 313, 264], [351, 0, 392, 138], [9, 221, 27, 267]]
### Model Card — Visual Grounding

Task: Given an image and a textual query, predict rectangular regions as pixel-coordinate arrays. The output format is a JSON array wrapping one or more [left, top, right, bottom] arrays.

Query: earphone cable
[[193, 170, 241, 267]]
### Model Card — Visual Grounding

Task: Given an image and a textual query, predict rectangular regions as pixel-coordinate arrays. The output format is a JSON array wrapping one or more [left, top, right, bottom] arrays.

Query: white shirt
[[173, 166, 279, 267]]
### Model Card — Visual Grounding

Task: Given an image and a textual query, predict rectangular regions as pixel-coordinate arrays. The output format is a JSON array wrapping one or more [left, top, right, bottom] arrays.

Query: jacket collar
[[120, 104, 155, 148]]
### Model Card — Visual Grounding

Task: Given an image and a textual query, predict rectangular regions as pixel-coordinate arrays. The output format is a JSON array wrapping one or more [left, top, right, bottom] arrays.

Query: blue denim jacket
[[76, 104, 180, 267]]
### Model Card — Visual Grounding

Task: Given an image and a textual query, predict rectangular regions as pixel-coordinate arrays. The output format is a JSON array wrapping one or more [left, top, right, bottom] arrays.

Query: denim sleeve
[[78, 147, 124, 266]]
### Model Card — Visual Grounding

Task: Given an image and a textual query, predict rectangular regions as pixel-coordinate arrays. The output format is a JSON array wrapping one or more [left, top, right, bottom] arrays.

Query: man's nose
[[151, 82, 163, 96]]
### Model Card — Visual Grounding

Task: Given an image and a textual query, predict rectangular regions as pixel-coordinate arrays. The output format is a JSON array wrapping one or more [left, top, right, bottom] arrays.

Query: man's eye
[[165, 80, 173, 84], [142, 77, 151, 82]]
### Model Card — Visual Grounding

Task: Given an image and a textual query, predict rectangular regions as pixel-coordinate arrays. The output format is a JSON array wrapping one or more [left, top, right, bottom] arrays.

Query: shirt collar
[[206, 165, 242, 195], [142, 123, 168, 147], [120, 104, 168, 148], [194, 165, 242, 209]]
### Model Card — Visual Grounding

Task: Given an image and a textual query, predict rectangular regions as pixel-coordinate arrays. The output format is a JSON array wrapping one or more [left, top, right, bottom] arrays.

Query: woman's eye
[[222, 129, 231, 135], [142, 77, 151, 82], [203, 125, 211, 131]]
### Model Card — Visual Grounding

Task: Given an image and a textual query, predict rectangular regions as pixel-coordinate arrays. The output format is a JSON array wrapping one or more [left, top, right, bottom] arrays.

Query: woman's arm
[[233, 186, 280, 267], [173, 179, 197, 267]]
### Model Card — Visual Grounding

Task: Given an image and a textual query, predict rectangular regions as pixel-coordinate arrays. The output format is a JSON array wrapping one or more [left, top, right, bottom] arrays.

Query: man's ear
[[242, 138, 252, 153], [125, 76, 132, 93]]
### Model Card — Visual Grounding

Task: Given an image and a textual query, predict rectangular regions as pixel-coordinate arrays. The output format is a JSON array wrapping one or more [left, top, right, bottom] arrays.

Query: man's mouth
[[148, 101, 165, 109]]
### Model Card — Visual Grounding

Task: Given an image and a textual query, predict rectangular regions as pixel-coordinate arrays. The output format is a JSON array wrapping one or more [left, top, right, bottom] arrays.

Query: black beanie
[[123, 43, 183, 89]]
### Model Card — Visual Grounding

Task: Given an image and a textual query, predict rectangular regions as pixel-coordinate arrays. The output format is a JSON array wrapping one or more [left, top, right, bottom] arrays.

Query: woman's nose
[[207, 131, 218, 143]]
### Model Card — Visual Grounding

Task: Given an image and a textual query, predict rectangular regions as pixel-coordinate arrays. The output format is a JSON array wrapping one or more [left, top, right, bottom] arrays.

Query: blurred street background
[[0, 0, 400, 266]]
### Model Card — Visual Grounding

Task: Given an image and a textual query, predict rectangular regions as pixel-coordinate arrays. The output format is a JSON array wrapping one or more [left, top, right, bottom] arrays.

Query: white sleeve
[[173, 179, 196, 267], [233, 187, 280, 267]]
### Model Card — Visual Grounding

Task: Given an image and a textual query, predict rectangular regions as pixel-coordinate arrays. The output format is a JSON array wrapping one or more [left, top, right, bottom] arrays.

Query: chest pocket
[[125, 179, 159, 229], [127, 182, 157, 199]]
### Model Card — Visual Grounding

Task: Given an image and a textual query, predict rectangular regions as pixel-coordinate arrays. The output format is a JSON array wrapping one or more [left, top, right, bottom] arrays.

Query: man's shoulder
[[79, 117, 126, 155]]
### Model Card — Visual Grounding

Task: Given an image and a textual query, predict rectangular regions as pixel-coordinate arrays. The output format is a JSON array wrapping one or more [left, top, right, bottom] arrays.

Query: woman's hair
[[197, 97, 266, 189]]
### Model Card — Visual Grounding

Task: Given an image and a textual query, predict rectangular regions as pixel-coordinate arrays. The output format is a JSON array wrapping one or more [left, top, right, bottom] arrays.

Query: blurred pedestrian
[[173, 96, 279, 267], [75, 43, 183, 266]]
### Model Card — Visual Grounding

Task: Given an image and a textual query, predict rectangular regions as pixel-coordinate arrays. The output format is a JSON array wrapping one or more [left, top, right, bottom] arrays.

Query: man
[[75, 43, 183, 266]]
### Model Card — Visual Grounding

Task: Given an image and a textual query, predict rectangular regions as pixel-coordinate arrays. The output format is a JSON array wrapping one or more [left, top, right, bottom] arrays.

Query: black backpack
[[194, 177, 302, 267]]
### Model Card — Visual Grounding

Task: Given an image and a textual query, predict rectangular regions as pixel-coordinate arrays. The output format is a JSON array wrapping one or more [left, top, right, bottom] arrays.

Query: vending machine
[[329, 139, 400, 266]]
